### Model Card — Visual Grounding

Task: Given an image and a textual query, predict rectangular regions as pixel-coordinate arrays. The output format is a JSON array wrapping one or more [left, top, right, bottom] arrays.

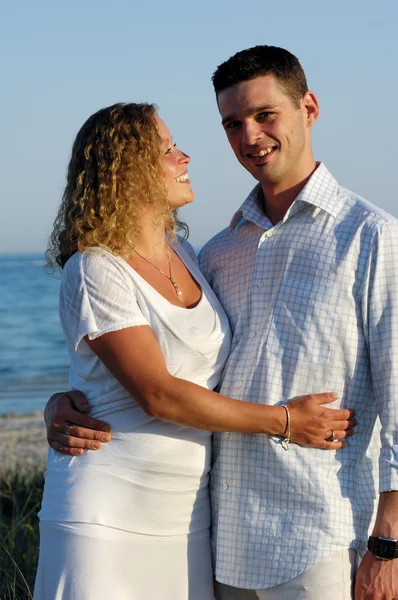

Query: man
[[46, 46, 398, 598]]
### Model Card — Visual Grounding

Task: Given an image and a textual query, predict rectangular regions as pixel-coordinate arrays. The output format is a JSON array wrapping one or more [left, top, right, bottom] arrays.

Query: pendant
[[170, 278, 183, 297]]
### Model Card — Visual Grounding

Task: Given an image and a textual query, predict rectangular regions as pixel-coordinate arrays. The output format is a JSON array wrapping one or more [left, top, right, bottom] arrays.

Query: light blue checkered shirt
[[198, 163, 398, 589]]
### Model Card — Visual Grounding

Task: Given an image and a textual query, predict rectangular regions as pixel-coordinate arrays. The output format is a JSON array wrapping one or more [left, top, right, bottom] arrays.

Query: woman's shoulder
[[63, 248, 128, 285]]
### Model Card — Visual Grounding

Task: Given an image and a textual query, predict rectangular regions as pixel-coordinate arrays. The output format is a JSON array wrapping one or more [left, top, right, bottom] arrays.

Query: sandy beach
[[0, 412, 48, 471]]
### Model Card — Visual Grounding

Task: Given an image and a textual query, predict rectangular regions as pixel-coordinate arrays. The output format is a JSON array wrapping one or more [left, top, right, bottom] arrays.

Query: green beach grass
[[0, 465, 43, 599]]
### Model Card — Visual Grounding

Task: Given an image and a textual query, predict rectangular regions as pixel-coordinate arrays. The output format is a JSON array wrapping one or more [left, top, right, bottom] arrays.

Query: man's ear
[[302, 91, 320, 127]]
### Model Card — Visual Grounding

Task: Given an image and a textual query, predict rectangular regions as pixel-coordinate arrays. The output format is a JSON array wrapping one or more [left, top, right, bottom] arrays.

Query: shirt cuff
[[379, 445, 398, 492]]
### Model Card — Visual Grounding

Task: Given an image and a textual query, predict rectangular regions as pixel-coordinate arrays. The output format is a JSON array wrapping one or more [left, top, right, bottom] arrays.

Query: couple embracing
[[34, 45, 398, 599]]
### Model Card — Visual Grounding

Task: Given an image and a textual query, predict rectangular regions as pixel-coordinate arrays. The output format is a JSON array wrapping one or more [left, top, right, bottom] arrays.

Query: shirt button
[[266, 231, 273, 238], [223, 483, 229, 490], [237, 380, 243, 388], [250, 331, 257, 338], [257, 281, 264, 288], [225, 432, 231, 438]]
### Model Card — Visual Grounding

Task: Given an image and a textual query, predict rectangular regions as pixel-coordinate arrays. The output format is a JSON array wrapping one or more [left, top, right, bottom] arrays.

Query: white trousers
[[214, 549, 357, 600], [34, 521, 214, 600]]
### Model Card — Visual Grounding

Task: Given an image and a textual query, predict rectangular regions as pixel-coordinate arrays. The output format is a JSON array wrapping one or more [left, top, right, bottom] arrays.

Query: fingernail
[[100, 434, 111, 443], [331, 392, 339, 399], [93, 443, 101, 450]]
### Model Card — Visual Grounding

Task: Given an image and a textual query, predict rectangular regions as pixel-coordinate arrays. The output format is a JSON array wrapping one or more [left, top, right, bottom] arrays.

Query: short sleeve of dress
[[60, 250, 149, 353]]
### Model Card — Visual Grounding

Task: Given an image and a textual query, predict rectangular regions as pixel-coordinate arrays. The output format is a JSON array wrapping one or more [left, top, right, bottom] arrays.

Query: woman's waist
[[47, 425, 212, 480], [73, 395, 211, 440], [39, 466, 211, 535]]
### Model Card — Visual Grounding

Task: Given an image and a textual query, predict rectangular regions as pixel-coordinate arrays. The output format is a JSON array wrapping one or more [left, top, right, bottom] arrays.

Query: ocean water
[[0, 254, 69, 415], [0, 247, 202, 415]]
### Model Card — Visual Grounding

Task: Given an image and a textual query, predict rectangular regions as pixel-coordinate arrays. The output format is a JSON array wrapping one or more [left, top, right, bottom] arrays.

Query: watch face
[[377, 539, 397, 560]]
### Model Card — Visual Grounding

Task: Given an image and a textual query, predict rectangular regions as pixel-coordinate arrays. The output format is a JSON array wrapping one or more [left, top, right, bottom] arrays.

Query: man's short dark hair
[[212, 45, 308, 107]]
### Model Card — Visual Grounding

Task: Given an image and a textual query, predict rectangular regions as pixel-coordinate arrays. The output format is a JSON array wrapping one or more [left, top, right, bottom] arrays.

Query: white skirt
[[34, 521, 214, 600]]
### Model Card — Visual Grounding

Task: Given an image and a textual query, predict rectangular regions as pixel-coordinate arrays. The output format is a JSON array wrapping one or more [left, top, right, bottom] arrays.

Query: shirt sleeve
[[60, 250, 149, 353], [363, 220, 398, 492]]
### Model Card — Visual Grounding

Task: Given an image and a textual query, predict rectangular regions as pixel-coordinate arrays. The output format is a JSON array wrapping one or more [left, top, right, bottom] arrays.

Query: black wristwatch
[[368, 536, 398, 560]]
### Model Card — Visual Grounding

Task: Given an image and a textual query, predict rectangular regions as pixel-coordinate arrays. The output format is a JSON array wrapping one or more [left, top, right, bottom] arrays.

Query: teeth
[[175, 173, 189, 183], [251, 148, 273, 157]]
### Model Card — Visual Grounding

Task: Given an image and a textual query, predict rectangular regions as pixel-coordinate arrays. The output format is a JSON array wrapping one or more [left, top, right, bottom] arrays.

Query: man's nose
[[241, 122, 262, 145]]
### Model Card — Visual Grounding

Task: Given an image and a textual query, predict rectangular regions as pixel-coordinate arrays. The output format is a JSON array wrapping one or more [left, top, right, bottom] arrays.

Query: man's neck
[[261, 163, 318, 225]]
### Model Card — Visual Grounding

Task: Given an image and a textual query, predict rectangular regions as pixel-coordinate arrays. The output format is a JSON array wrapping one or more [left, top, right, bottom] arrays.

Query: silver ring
[[65, 423, 73, 436]]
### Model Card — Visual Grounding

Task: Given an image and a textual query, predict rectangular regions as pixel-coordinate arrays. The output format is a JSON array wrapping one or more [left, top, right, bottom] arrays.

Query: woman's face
[[156, 116, 194, 209]]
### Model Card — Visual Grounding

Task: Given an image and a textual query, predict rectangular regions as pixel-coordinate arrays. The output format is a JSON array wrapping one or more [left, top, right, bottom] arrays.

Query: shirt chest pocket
[[265, 277, 342, 365]]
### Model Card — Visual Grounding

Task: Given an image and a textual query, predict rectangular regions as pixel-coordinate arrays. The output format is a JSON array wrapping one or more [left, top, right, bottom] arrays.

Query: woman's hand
[[44, 391, 112, 455], [286, 393, 356, 449]]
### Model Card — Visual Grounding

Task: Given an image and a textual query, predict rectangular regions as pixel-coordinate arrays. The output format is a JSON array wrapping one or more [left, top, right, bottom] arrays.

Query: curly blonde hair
[[46, 102, 188, 271]]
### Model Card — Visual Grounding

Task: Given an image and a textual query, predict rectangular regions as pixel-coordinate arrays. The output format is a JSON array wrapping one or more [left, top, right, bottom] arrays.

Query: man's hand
[[355, 491, 398, 599], [355, 551, 398, 599], [45, 391, 112, 455]]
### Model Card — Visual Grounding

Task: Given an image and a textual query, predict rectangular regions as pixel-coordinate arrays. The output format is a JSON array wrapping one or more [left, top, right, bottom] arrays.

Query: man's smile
[[245, 145, 277, 164]]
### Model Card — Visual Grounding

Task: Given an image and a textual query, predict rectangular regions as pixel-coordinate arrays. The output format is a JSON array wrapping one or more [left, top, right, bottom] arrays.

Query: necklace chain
[[133, 247, 183, 297]]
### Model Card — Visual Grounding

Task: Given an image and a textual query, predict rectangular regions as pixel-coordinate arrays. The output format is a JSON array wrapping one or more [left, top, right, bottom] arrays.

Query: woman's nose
[[178, 150, 190, 164]]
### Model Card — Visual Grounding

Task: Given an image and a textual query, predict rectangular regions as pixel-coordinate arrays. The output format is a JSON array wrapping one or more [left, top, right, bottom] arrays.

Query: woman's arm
[[43, 324, 356, 454], [83, 323, 354, 444]]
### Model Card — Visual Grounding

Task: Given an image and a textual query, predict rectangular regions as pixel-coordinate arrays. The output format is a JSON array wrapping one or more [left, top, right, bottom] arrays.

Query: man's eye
[[225, 122, 240, 130], [256, 112, 271, 121], [165, 143, 177, 155]]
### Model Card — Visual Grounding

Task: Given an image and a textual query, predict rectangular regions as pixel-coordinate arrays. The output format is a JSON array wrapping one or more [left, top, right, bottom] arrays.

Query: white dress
[[34, 240, 231, 600]]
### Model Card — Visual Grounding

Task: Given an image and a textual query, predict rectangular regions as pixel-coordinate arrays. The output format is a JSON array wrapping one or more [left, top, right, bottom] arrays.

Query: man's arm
[[355, 491, 398, 599], [355, 221, 398, 599], [45, 391, 112, 455]]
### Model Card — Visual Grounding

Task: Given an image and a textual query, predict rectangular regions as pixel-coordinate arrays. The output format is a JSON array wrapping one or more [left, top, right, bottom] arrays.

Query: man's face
[[218, 74, 318, 191]]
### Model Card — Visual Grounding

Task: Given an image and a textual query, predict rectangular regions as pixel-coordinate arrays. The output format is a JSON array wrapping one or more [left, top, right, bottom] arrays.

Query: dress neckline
[[116, 242, 204, 312]]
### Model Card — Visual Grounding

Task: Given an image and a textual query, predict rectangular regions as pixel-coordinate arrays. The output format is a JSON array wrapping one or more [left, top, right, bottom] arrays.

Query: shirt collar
[[229, 163, 343, 231]]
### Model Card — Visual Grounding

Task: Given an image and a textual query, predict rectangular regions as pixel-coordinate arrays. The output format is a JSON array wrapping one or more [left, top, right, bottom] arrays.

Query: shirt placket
[[250, 225, 278, 352], [218, 226, 277, 498]]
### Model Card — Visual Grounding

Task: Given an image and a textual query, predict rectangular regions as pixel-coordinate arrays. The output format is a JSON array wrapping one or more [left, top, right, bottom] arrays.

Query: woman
[[35, 103, 354, 600]]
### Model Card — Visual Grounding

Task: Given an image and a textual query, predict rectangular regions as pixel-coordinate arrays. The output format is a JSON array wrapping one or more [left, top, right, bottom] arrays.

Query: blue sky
[[1, 0, 397, 253]]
